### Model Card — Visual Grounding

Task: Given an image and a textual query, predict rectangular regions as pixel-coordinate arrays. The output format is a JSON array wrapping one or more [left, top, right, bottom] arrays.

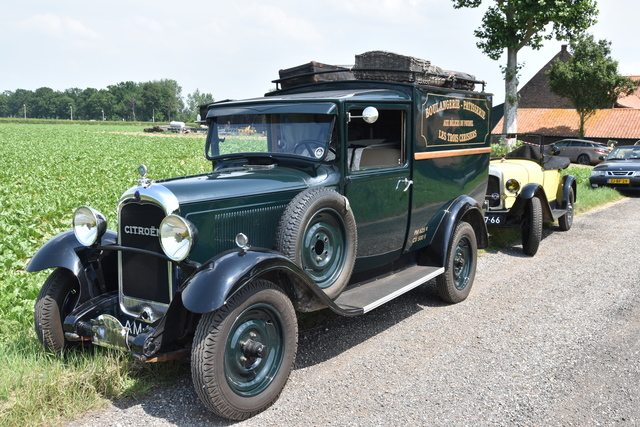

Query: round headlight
[[73, 206, 107, 247], [159, 215, 197, 261], [505, 179, 520, 193]]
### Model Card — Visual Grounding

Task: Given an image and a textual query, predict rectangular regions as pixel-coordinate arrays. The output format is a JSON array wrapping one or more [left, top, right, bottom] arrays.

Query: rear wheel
[[522, 197, 542, 256], [191, 280, 298, 420], [558, 187, 575, 231], [34, 268, 80, 354], [436, 222, 477, 304], [577, 154, 590, 165]]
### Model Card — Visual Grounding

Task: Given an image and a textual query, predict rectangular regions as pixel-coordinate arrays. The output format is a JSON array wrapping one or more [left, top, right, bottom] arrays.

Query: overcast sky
[[2, 0, 637, 108]]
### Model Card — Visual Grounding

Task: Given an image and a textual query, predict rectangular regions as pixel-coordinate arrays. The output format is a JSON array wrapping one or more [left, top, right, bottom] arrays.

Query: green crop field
[[0, 122, 624, 426], [0, 123, 208, 426]]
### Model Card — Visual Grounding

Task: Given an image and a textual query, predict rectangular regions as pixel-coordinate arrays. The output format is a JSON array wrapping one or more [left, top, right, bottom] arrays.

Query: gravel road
[[67, 196, 640, 427]]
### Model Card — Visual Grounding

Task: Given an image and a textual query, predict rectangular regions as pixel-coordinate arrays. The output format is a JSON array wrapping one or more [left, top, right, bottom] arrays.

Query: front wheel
[[558, 187, 575, 231], [436, 222, 477, 304], [522, 196, 542, 256], [34, 268, 80, 354], [191, 279, 298, 420]]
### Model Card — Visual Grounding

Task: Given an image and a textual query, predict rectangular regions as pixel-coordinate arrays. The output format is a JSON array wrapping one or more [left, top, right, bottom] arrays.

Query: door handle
[[396, 178, 413, 192]]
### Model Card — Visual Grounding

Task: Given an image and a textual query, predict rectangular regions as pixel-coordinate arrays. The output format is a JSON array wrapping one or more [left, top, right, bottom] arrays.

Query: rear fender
[[180, 248, 327, 314], [559, 175, 577, 208], [419, 196, 488, 268]]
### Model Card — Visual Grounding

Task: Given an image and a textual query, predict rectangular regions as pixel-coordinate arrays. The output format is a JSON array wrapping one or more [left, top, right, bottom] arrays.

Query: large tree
[[184, 89, 215, 121], [452, 0, 598, 136], [547, 34, 636, 138]]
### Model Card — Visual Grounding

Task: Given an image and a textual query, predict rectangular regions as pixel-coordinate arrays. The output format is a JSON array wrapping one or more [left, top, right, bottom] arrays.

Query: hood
[[593, 159, 640, 171], [490, 159, 542, 182], [156, 165, 334, 205]]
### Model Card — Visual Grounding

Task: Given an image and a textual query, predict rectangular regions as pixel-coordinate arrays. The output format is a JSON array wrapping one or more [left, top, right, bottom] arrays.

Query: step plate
[[335, 265, 444, 313]]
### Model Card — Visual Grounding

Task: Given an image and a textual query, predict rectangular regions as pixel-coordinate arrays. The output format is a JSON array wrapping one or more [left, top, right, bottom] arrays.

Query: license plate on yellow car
[[608, 179, 630, 184]]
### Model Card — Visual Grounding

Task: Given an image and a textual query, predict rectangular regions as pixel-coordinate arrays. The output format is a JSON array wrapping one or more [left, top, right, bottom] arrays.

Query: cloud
[[18, 13, 101, 41]]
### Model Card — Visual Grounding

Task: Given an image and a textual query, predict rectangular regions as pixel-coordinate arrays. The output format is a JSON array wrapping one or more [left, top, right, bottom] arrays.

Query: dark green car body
[[28, 56, 492, 420]]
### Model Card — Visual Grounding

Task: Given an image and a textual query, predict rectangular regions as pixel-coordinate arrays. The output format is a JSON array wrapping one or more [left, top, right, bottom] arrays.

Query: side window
[[347, 108, 405, 171]]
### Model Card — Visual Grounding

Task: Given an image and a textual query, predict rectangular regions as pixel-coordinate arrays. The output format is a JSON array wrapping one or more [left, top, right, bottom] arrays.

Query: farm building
[[492, 45, 640, 146]]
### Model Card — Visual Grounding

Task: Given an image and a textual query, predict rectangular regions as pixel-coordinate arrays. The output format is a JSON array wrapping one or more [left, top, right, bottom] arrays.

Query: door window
[[347, 109, 405, 171]]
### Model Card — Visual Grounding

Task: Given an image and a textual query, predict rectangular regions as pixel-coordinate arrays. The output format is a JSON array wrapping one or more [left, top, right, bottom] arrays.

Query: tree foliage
[[547, 34, 637, 138], [452, 0, 598, 135], [1, 79, 209, 122]]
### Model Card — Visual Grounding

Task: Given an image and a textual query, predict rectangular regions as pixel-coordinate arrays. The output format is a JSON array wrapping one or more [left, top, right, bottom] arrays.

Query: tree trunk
[[502, 47, 519, 137], [578, 112, 586, 139]]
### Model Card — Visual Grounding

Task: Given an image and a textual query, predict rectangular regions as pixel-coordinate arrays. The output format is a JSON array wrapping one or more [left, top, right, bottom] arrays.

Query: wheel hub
[[241, 338, 268, 360]]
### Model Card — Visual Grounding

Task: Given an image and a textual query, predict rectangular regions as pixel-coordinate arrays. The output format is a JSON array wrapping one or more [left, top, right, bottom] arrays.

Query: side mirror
[[598, 155, 605, 161], [348, 106, 379, 124], [549, 146, 560, 156]]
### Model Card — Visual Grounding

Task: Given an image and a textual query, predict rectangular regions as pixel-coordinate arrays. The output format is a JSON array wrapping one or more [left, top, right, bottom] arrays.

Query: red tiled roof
[[492, 108, 640, 139], [616, 76, 640, 108]]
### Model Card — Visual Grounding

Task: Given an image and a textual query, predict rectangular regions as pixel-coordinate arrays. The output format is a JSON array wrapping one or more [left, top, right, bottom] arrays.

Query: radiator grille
[[213, 205, 286, 251], [119, 203, 171, 305], [486, 176, 501, 208]]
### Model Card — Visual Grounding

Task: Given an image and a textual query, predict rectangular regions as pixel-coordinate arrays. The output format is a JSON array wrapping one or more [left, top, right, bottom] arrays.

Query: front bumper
[[589, 176, 640, 190], [63, 292, 168, 360]]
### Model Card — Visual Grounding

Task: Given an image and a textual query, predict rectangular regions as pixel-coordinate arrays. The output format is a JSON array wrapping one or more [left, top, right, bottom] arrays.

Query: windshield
[[205, 112, 336, 161], [607, 146, 640, 160]]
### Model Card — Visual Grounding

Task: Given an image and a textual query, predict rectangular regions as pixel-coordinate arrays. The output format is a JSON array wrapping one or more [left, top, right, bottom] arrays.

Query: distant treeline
[[0, 79, 214, 122]]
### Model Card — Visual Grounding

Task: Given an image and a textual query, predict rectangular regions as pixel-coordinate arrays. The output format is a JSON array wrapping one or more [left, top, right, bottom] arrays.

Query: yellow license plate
[[608, 179, 630, 184]]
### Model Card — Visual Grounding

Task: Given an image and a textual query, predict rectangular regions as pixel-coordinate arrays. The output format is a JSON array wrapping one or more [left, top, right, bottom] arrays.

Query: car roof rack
[[272, 52, 486, 92]]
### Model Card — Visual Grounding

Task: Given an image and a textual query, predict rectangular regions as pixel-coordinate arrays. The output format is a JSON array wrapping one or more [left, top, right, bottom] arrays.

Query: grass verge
[[0, 334, 187, 427]]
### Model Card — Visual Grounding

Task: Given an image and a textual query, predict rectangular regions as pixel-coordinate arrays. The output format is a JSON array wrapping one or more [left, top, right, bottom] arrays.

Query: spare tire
[[275, 188, 357, 299]]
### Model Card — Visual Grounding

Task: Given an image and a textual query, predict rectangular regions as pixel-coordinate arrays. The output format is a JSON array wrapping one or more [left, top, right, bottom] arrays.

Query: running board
[[550, 207, 568, 221], [333, 265, 444, 315]]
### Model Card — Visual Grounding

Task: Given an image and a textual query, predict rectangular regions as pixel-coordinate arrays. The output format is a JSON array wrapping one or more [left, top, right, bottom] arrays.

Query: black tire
[[276, 187, 357, 299], [577, 154, 590, 165], [34, 268, 80, 354], [436, 222, 477, 304], [558, 187, 575, 231], [191, 280, 298, 421], [522, 196, 543, 256]]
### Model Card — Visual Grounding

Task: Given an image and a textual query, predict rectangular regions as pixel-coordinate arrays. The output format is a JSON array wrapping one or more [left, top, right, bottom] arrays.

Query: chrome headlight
[[505, 179, 520, 193], [633, 171, 640, 177], [591, 170, 605, 177], [159, 215, 197, 261], [73, 206, 107, 247]]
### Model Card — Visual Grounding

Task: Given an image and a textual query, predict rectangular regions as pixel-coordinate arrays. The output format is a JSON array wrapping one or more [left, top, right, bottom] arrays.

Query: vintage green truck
[[28, 51, 492, 420]]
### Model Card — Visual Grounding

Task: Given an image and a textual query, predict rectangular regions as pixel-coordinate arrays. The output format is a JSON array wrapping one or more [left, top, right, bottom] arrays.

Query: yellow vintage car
[[484, 144, 576, 255]]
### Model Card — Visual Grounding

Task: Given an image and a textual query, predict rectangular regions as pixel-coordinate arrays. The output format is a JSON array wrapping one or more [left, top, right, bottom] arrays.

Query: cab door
[[343, 105, 412, 269]]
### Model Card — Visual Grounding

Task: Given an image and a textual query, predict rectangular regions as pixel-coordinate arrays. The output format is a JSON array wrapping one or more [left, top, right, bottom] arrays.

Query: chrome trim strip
[[361, 267, 445, 313], [118, 183, 180, 216], [117, 183, 180, 321]]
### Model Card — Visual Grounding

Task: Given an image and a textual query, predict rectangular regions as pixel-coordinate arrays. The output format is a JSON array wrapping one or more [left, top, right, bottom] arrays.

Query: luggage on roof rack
[[277, 61, 354, 89], [273, 51, 483, 91], [354, 51, 478, 90], [353, 50, 446, 86]]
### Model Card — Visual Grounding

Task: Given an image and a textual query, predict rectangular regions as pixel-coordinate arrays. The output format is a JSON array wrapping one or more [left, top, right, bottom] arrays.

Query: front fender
[[512, 183, 554, 222], [26, 230, 117, 284], [180, 248, 319, 314]]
